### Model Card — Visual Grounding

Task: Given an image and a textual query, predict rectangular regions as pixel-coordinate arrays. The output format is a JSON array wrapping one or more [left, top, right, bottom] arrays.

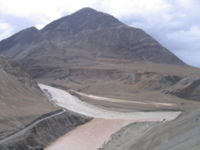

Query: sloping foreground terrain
[[0, 55, 56, 139], [100, 109, 200, 150], [0, 110, 90, 150], [0, 56, 90, 150]]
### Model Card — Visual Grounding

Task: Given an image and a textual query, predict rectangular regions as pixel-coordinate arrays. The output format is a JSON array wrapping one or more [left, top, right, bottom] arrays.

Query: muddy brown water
[[45, 118, 135, 150]]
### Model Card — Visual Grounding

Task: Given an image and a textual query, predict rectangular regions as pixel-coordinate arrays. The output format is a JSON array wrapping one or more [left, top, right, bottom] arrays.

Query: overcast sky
[[0, 0, 200, 67]]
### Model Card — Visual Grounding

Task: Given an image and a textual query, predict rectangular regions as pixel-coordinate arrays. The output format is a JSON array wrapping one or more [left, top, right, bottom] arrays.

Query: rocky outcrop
[[0, 27, 44, 59], [0, 110, 91, 150], [100, 109, 200, 150], [0, 55, 39, 90], [165, 78, 200, 101], [127, 72, 182, 90]]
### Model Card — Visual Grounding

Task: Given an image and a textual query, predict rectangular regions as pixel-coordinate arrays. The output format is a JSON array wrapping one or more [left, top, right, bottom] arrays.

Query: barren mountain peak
[[73, 7, 98, 14], [0, 7, 188, 80], [41, 7, 123, 36]]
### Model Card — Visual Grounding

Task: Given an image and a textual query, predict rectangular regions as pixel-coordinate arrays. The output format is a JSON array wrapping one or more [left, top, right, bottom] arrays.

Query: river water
[[39, 84, 181, 150]]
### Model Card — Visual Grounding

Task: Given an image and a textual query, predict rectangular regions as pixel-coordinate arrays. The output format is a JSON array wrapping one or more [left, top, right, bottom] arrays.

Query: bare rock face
[[42, 7, 123, 38], [0, 27, 43, 59], [165, 78, 200, 101]]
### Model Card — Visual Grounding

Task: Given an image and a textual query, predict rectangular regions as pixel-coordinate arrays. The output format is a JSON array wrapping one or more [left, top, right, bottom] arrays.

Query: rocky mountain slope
[[0, 8, 199, 105], [100, 109, 200, 150], [0, 7, 184, 73], [0, 7, 200, 105], [0, 55, 56, 139], [0, 110, 90, 150]]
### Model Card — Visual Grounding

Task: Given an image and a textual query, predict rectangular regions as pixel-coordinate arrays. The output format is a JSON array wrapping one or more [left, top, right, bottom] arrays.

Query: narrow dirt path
[[70, 90, 176, 107], [0, 110, 65, 144]]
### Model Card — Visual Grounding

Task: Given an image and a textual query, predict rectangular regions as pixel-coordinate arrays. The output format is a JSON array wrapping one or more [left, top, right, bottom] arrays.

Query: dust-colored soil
[[0, 56, 56, 139]]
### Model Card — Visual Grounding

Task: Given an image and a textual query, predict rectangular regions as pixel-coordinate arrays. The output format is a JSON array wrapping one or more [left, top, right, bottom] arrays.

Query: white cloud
[[0, 22, 13, 40], [176, 50, 200, 67], [96, 0, 170, 17], [167, 26, 200, 42], [164, 26, 200, 67], [0, 0, 98, 22], [0, 0, 172, 23], [35, 23, 47, 30]]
